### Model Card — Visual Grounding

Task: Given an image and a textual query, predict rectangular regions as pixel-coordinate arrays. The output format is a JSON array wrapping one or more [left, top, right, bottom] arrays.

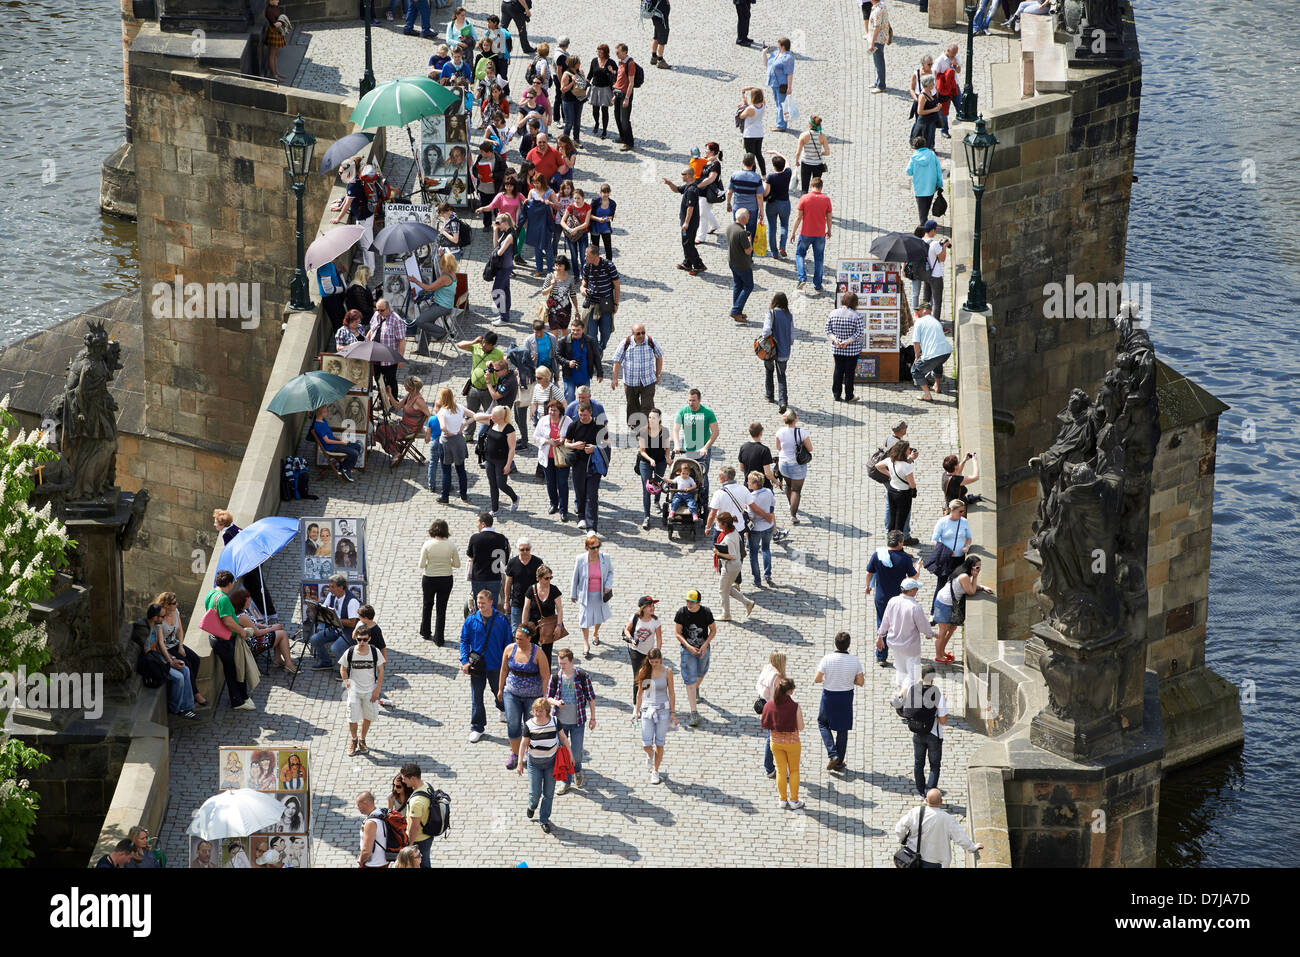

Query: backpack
[[630, 58, 645, 88], [369, 807, 409, 863], [898, 682, 938, 735], [317, 261, 343, 296], [135, 646, 169, 689], [281, 456, 311, 500], [621, 333, 655, 355], [867, 440, 894, 485], [360, 165, 391, 216], [526, 57, 546, 85], [448, 214, 472, 250], [412, 784, 452, 840]]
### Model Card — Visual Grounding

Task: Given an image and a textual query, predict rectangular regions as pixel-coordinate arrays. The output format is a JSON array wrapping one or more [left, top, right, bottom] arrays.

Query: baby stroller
[[660, 457, 706, 543]]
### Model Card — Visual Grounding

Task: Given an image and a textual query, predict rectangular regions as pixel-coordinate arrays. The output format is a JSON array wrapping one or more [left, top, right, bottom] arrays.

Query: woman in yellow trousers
[[761, 677, 806, 810]]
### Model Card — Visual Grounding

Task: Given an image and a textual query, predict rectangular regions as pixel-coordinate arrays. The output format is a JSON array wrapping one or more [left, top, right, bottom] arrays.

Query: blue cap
[[689, 147, 701, 159], [901, 578, 921, 591], [923, 220, 939, 232]]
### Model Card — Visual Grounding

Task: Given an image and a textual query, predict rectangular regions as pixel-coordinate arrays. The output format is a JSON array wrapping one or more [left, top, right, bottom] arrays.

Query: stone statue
[[1025, 301, 1160, 757], [46, 319, 122, 506], [1083, 0, 1123, 39]]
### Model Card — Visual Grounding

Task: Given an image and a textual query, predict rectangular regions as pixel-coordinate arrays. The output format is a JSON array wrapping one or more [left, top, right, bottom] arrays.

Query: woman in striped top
[[517, 697, 570, 833]]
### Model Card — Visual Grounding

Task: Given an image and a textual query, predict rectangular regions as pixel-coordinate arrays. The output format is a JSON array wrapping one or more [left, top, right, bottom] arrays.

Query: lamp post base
[[289, 273, 312, 313]]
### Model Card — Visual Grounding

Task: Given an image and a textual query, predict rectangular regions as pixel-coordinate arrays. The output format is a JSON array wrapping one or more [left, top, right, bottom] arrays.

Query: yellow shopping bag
[[753, 222, 768, 258]]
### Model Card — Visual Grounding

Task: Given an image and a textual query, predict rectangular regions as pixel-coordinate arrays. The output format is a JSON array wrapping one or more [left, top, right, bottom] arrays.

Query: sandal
[[938, 653, 956, 663]]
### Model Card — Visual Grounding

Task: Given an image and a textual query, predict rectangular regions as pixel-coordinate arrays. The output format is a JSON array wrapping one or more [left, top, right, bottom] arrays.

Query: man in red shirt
[[526, 132, 565, 183], [790, 178, 833, 294], [612, 43, 638, 152]]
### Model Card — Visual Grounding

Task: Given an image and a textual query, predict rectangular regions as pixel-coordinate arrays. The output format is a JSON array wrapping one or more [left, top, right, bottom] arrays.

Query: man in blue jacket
[[459, 589, 512, 741]]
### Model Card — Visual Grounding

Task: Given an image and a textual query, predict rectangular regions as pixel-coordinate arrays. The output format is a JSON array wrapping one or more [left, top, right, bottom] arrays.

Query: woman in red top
[[761, 677, 806, 810], [562, 187, 592, 267]]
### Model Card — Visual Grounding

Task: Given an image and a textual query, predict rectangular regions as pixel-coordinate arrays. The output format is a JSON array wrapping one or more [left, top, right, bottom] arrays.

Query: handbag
[[753, 222, 768, 257], [754, 331, 777, 361], [753, 697, 766, 716], [894, 805, 925, 868], [467, 649, 486, 676], [589, 444, 609, 477], [482, 253, 502, 282], [931, 187, 948, 218], [601, 589, 613, 604], [200, 607, 232, 640], [794, 427, 812, 466]]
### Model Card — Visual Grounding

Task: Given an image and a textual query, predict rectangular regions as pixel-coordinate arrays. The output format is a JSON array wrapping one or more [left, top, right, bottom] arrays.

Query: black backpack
[[630, 58, 645, 88], [412, 784, 452, 840], [449, 214, 472, 250], [867, 440, 893, 484], [898, 682, 939, 735], [135, 646, 170, 689]]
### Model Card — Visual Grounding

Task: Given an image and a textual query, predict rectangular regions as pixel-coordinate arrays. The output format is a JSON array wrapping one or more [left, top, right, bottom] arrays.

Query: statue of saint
[[57, 320, 121, 503]]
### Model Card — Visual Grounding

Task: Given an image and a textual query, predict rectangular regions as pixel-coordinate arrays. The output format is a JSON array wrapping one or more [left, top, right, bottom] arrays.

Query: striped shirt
[[581, 258, 620, 301], [611, 335, 663, 387], [524, 715, 560, 760], [334, 325, 361, 351], [369, 311, 406, 360], [728, 170, 764, 213], [825, 307, 865, 356], [816, 651, 864, 692]]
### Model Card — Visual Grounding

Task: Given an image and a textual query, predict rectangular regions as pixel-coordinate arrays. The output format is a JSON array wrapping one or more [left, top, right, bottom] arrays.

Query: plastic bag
[[753, 222, 768, 258], [785, 95, 800, 123]]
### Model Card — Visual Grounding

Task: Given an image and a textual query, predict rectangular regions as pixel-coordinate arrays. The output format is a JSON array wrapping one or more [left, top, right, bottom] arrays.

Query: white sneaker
[[558, 779, 571, 794], [498, 711, 508, 723], [788, 799, 806, 810], [468, 730, 483, 743], [491, 317, 506, 326], [234, 700, 255, 711], [778, 799, 790, 809], [649, 770, 661, 784]]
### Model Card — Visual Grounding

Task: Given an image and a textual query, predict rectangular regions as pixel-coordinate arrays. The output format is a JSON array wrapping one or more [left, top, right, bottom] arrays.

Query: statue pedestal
[[1029, 620, 1129, 760]]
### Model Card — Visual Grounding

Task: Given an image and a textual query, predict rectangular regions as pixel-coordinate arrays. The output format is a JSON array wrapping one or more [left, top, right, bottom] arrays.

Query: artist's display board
[[300, 516, 367, 583], [204, 746, 311, 868], [419, 105, 471, 208], [836, 258, 903, 383]]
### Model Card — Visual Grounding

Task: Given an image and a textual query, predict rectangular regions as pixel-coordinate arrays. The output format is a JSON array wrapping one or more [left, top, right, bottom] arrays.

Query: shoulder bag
[[795, 427, 812, 466], [894, 804, 925, 868], [930, 187, 948, 218], [755, 315, 777, 360]]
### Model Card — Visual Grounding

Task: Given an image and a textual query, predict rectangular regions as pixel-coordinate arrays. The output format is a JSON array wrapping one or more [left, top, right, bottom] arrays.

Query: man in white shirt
[[341, 625, 384, 756], [876, 577, 933, 692], [894, 789, 982, 867], [706, 467, 751, 537], [934, 43, 961, 132], [814, 631, 865, 772], [898, 664, 947, 797], [909, 300, 953, 401]]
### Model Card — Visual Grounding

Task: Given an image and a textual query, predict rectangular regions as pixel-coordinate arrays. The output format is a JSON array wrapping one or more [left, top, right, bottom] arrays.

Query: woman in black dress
[[586, 44, 618, 139], [520, 564, 565, 667]]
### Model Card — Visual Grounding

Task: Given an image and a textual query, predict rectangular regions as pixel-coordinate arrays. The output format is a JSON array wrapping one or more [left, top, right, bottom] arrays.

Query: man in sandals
[[341, 623, 384, 755]]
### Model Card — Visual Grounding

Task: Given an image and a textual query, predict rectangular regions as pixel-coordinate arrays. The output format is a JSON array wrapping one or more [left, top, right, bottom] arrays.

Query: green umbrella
[[349, 77, 459, 130], [267, 371, 357, 418]]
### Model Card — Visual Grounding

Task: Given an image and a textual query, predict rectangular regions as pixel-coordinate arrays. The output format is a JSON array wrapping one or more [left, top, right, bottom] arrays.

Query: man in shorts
[[341, 624, 384, 756], [674, 589, 717, 727], [647, 0, 672, 70]]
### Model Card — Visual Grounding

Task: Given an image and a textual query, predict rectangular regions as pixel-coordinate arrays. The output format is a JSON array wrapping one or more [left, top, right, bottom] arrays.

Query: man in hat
[[876, 577, 934, 692], [866, 530, 918, 666], [909, 300, 952, 402], [673, 589, 716, 727]]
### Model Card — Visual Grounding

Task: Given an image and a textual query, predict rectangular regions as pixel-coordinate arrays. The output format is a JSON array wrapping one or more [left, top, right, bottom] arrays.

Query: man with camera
[[919, 220, 948, 319]]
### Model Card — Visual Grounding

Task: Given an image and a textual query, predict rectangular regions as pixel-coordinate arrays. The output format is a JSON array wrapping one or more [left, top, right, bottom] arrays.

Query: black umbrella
[[371, 221, 441, 256], [870, 232, 930, 264], [341, 339, 403, 364], [320, 132, 376, 174]]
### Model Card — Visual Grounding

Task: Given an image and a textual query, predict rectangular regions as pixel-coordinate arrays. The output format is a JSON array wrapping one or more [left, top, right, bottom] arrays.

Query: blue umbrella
[[216, 517, 300, 579]]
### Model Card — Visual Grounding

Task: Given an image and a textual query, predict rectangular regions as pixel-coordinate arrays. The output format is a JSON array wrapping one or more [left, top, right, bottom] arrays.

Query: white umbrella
[[305, 224, 366, 273], [186, 788, 288, 841]]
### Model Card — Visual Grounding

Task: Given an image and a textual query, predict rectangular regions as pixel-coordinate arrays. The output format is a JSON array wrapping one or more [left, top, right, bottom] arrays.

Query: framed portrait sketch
[[189, 836, 220, 869]]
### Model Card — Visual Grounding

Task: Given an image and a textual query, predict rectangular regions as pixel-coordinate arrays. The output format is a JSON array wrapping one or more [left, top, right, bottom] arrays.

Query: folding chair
[[311, 429, 349, 481], [246, 599, 301, 682]]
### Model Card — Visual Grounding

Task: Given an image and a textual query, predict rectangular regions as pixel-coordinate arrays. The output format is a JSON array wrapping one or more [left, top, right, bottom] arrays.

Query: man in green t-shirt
[[205, 570, 255, 710], [457, 332, 505, 440], [672, 387, 720, 500]]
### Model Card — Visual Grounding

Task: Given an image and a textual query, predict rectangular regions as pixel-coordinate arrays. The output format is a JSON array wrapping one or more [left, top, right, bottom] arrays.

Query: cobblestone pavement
[[159, 3, 1012, 867]]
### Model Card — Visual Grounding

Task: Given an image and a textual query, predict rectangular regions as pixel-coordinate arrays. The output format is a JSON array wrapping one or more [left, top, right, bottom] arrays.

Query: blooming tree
[[0, 396, 73, 867]]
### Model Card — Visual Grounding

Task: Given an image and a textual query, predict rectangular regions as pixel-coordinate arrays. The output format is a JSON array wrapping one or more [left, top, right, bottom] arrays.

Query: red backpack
[[370, 807, 409, 863]]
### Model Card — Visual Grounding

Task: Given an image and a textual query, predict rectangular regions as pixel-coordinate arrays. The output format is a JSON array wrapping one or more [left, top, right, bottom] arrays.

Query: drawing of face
[[318, 526, 332, 553]]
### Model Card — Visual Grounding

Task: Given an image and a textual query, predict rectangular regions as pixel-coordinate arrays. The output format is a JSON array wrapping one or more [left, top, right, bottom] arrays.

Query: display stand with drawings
[[316, 355, 373, 467], [420, 103, 471, 209], [836, 258, 904, 383], [206, 746, 312, 868]]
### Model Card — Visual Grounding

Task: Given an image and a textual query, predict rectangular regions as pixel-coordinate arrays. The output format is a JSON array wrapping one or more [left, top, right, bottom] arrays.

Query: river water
[[0, 0, 1290, 865]]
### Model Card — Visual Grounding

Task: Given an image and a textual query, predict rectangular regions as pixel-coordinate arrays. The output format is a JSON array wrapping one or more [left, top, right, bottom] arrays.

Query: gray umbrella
[[320, 131, 376, 174], [371, 220, 441, 256]]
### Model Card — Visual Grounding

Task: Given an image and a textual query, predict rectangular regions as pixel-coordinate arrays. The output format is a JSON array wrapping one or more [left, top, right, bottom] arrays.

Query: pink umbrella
[[305, 224, 366, 273]]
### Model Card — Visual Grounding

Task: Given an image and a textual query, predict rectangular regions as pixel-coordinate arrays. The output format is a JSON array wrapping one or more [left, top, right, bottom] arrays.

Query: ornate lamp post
[[280, 114, 317, 312], [360, 12, 376, 97], [958, 4, 979, 122], [962, 116, 998, 313]]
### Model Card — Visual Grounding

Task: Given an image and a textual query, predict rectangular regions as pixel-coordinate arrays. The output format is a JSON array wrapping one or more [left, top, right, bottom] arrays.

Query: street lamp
[[958, 4, 979, 123], [360, 9, 376, 97], [962, 116, 998, 313], [280, 114, 317, 313]]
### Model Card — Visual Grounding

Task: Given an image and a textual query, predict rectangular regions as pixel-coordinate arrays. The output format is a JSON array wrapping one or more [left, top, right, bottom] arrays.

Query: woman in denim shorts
[[634, 648, 677, 784], [774, 409, 813, 525], [499, 626, 551, 772]]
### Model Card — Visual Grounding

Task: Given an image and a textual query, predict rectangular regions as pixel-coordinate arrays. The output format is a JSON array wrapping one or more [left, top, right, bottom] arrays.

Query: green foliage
[[0, 397, 73, 867]]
